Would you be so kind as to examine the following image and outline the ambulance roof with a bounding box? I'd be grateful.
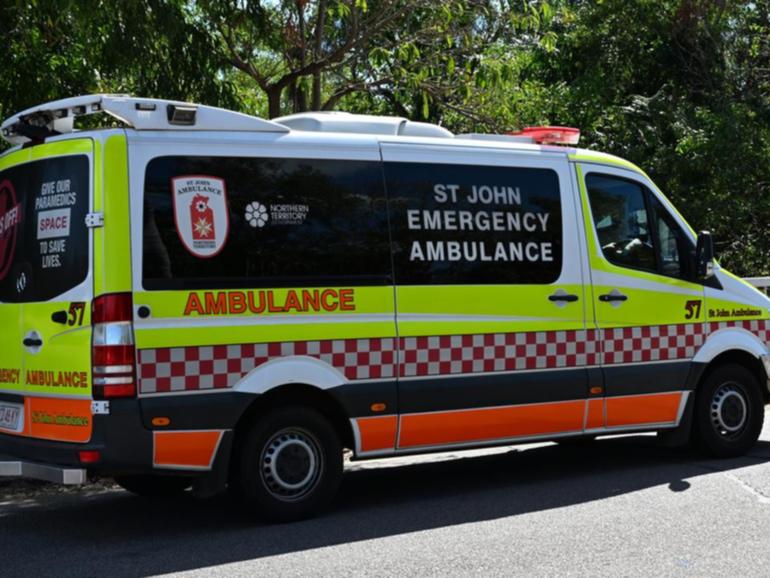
[0,94,644,175]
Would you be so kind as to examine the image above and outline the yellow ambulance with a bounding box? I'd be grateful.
[1,95,768,521]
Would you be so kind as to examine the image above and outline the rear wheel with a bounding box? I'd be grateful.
[236,406,343,522]
[694,363,765,457]
[114,474,192,497]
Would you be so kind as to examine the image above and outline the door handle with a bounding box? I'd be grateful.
[548,293,579,303]
[51,310,68,324]
[598,293,628,302]
[23,338,43,347]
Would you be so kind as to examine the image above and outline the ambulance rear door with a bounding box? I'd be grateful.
[0,139,94,443]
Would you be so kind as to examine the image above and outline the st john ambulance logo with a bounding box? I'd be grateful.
[172,176,229,258]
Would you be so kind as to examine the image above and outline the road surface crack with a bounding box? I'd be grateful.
[723,472,770,504]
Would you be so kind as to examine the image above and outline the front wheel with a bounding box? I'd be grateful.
[694,364,765,458]
[236,406,343,522]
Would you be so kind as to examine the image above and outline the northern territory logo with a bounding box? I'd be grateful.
[172,176,229,258]
[0,179,22,281]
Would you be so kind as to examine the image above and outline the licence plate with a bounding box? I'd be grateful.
[0,403,23,433]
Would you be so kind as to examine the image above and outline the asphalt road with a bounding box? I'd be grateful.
[3,412,770,577]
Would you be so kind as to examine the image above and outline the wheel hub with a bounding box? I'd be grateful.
[711,384,748,436]
[260,428,322,501]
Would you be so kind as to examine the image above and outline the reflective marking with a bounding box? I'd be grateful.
[605,392,682,428]
[355,415,398,453]
[398,400,585,448]
[153,430,224,470]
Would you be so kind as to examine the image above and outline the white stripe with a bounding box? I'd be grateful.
[136,313,394,330]
[135,312,572,330]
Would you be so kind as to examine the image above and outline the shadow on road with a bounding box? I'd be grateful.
[2,436,769,577]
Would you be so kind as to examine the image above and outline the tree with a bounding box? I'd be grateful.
[0,0,239,134]
[192,0,560,120]
[515,0,770,274]
[1,0,768,275]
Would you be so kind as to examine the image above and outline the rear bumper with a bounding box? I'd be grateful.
[0,455,86,484]
[0,393,249,484]
[0,398,153,475]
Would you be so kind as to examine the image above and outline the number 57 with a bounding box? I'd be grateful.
[68,302,86,326]
[684,300,702,320]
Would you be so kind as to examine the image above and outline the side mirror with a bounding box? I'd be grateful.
[695,230,715,279]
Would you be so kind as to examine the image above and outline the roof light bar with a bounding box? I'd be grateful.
[508,126,581,146]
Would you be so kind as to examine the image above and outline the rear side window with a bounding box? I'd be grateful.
[385,162,562,285]
[0,156,90,302]
[142,156,391,289]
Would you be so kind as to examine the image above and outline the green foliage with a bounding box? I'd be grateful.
[521,0,770,275]
[1,0,768,274]
[0,0,239,131]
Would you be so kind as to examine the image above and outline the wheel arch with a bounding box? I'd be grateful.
[694,327,769,366]
[228,355,354,451]
[232,383,355,454]
[698,350,769,402]
[693,327,769,397]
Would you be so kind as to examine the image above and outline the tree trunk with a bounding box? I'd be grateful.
[312,74,322,110]
[267,87,282,118]
[296,80,308,112]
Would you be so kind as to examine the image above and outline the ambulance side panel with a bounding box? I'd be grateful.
[380,143,593,453]
[573,157,770,433]
[127,131,399,469]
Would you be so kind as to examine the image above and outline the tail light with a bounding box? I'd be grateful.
[92,293,136,399]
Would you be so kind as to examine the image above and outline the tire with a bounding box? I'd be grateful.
[693,363,765,458]
[114,474,192,497]
[236,406,343,522]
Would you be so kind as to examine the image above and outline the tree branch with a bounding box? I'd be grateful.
[216,21,270,91]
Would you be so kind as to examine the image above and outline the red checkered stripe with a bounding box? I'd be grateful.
[398,330,600,377]
[709,319,770,345]
[599,320,770,364]
[137,320,770,394]
[138,339,397,394]
[599,323,708,364]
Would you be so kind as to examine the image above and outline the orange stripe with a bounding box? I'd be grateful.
[27,398,92,443]
[153,430,222,468]
[586,398,604,429]
[606,392,682,427]
[399,400,585,448]
[356,415,397,452]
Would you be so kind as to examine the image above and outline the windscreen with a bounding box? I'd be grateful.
[0,155,90,302]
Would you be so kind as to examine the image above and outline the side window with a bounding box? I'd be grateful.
[650,194,693,279]
[0,155,90,303]
[586,173,694,280]
[385,162,563,285]
[142,156,391,290]
[586,174,656,273]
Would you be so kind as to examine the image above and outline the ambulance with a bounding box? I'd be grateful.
[1,94,769,521]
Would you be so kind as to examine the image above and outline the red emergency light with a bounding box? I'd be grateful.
[508,126,580,146]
